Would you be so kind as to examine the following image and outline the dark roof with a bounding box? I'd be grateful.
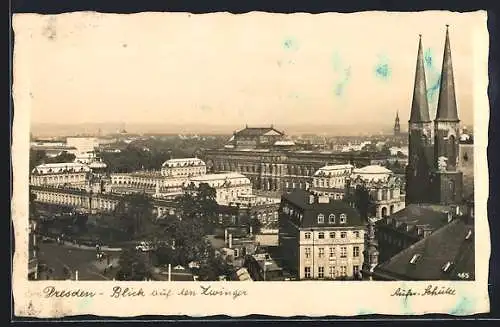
[234,127,284,137]
[282,189,364,228]
[376,203,452,231]
[374,216,474,280]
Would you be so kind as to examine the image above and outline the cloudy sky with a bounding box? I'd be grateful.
[14,11,485,132]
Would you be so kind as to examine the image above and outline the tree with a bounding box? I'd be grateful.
[115,248,152,281]
[114,192,154,238]
[45,151,76,164]
[176,183,218,233]
[29,150,47,171]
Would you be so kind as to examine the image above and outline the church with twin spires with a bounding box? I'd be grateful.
[405,25,464,206]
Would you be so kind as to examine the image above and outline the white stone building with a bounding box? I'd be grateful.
[186,172,252,205]
[30,163,91,188]
[161,158,206,178]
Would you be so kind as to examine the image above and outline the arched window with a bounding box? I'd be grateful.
[381,206,388,217]
[448,135,457,167]
[328,214,335,224]
[317,214,325,224]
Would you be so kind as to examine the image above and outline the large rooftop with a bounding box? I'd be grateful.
[189,172,248,181]
[374,216,474,280]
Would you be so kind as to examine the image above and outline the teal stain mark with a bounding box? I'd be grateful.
[423,47,442,111]
[374,54,392,80]
[358,308,374,316]
[283,37,299,51]
[78,297,92,311]
[332,52,343,73]
[450,296,475,316]
[424,48,433,69]
[333,66,351,97]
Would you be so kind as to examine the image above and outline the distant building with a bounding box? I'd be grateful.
[187,172,252,206]
[393,111,401,136]
[228,125,285,149]
[66,137,100,154]
[160,158,206,178]
[278,189,365,280]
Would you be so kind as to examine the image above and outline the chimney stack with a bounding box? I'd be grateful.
[309,194,315,204]
[229,234,233,248]
[447,211,453,223]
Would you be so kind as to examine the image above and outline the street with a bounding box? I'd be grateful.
[36,242,121,281]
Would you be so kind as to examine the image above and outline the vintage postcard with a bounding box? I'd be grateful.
[12,10,490,317]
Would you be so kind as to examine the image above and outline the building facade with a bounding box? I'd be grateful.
[203,147,386,193]
[279,189,365,280]
[349,165,406,220]
[309,164,353,200]
[30,163,91,188]
[30,185,177,218]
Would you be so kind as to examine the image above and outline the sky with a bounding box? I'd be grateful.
[13,11,485,133]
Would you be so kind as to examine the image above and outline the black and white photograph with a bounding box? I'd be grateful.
[12,10,490,317]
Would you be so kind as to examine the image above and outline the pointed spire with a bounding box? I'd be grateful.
[409,34,431,123]
[395,110,400,121]
[435,25,459,122]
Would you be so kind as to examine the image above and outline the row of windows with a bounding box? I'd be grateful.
[317,213,347,224]
[304,265,359,278]
[304,246,360,259]
[304,230,360,240]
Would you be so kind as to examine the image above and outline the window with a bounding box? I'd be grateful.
[234,248,239,258]
[410,254,422,264]
[340,214,347,224]
[318,232,325,239]
[304,267,311,278]
[340,266,347,277]
[329,232,335,239]
[328,214,335,223]
[341,231,347,239]
[318,267,325,278]
[305,247,311,259]
[318,248,325,258]
[305,232,311,239]
[329,266,336,278]
[317,214,325,224]
[353,265,360,276]
[340,246,347,258]
[329,247,335,258]
[354,231,360,238]
[353,246,360,257]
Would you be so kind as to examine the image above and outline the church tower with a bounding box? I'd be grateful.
[430,25,463,205]
[393,111,401,136]
[405,35,434,204]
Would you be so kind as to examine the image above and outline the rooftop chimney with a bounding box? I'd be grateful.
[229,234,233,248]
[447,211,453,223]
[309,194,315,204]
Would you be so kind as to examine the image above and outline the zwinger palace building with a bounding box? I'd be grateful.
[202,126,390,194]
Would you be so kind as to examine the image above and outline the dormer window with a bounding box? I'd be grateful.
[442,261,454,273]
[340,214,347,224]
[410,254,422,264]
[328,214,335,224]
[317,214,325,224]
[305,232,311,239]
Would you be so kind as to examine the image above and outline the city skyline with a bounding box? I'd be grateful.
[14,11,477,131]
